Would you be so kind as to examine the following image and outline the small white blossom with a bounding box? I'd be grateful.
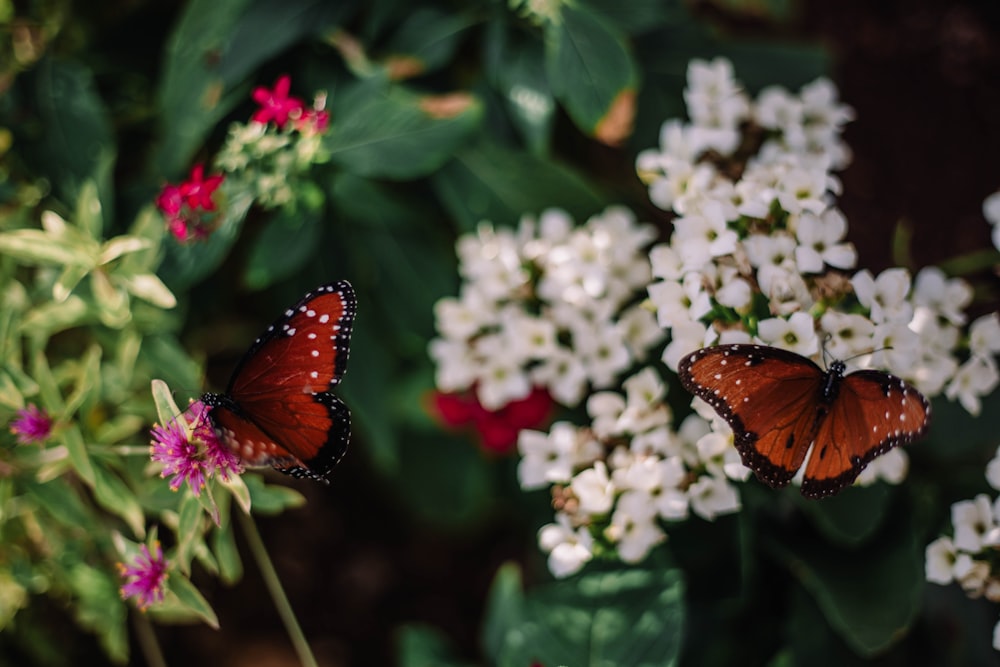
[952,494,997,553]
[572,462,615,516]
[925,536,957,585]
[852,268,913,324]
[688,474,741,520]
[539,513,593,578]
[945,356,1000,416]
[757,312,819,357]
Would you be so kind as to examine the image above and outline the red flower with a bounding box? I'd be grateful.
[251,74,305,129]
[179,164,224,212]
[155,164,225,244]
[431,386,553,455]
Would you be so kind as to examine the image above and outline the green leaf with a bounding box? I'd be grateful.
[119,273,177,309]
[99,236,152,265]
[143,337,204,404]
[394,429,492,525]
[382,8,476,76]
[92,465,145,539]
[67,563,129,663]
[397,624,475,667]
[62,344,101,421]
[31,59,115,223]
[485,563,686,667]
[546,5,638,140]
[0,229,94,266]
[176,493,205,573]
[431,140,606,231]
[20,295,91,336]
[155,0,255,175]
[771,509,923,656]
[91,271,131,329]
[243,206,323,290]
[167,573,220,629]
[325,79,483,179]
[212,516,244,585]
[62,425,97,487]
[580,0,687,34]
[23,478,92,530]
[221,474,253,515]
[52,263,90,303]
[485,32,555,155]
[796,483,892,546]
[244,474,306,515]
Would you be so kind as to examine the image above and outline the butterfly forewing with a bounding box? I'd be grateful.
[801,370,930,498]
[679,344,827,488]
[205,281,356,482]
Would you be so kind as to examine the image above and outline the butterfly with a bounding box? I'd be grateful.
[201,281,356,483]
[678,344,931,498]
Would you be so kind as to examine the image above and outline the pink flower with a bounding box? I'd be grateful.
[431,386,553,455]
[155,165,224,244]
[118,541,168,610]
[9,404,52,444]
[179,164,224,212]
[251,75,305,129]
[149,401,243,494]
[295,107,330,135]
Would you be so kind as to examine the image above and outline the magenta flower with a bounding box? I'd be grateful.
[251,74,305,128]
[150,417,207,494]
[178,164,224,212]
[149,401,242,494]
[9,404,53,444]
[118,541,168,610]
[155,165,224,244]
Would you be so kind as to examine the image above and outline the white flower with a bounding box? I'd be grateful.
[994,618,1000,652]
[539,513,593,578]
[505,314,558,360]
[954,554,991,596]
[571,462,615,516]
[587,391,627,439]
[912,266,972,326]
[662,320,711,371]
[606,491,666,563]
[434,293,491,340]
[952,494,996,553]
[855,447,908,486]
[649,244,685,281]
[793,208,857,272]
[429,338,478,391]
[648,273,712,329]
[851,268,913,324]
[970,313,1000,359]
[576,322,630,389]
[757,312,819,357]
[987,447,1000,492]
[688,474,741,520]
[475,347,531,409]
[924,536,957,585]
[945,356,1000,416]
[531,347,589,406]
[517,422,581,489]
[819,310,875,360]
[984,191,1000,225]
[618,305,664,361]
[869,320,920,377]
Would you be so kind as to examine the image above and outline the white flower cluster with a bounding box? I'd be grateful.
[926,445,1000,651]
[214,100,328,210]
[521,367,749,578]
[429,206,663,410]
[638,58,998,467]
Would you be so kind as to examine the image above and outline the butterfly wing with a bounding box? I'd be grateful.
[800,369,930,498]
[209,281,356,481]
[678,344,827,489]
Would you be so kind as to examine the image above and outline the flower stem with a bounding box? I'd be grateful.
[237,509,318,667]
[132,610,167,667]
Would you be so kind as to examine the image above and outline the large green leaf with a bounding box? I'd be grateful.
[381,8,476,76]
[485,562,686,667]
[397,624,476,667]
[324,80,483,179]
[431,140,606,232]
[546,4,638,140]
[770,508,923,656]
[243,205,324,290]
[30,59,115,224]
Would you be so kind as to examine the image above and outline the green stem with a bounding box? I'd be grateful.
[237,510,318,667]
[132,610,167,667]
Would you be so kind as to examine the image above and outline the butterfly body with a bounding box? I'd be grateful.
[678,344,930,498]
[202,281,356,483]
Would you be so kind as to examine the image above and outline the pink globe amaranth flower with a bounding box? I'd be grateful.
[251,74,305,129]
[9,404,53,444]
[431,386,553,455]
[178,164,224,212]
[150,417,207,495]
[188,402,244,481]
[149,401,243,494]
[118,541,168,610]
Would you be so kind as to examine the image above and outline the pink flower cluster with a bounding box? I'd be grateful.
[149,401,243,495]
[155,164,224,244]
[251,74,329,134]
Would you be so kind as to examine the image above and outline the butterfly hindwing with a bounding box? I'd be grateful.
[205,281,356,482]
